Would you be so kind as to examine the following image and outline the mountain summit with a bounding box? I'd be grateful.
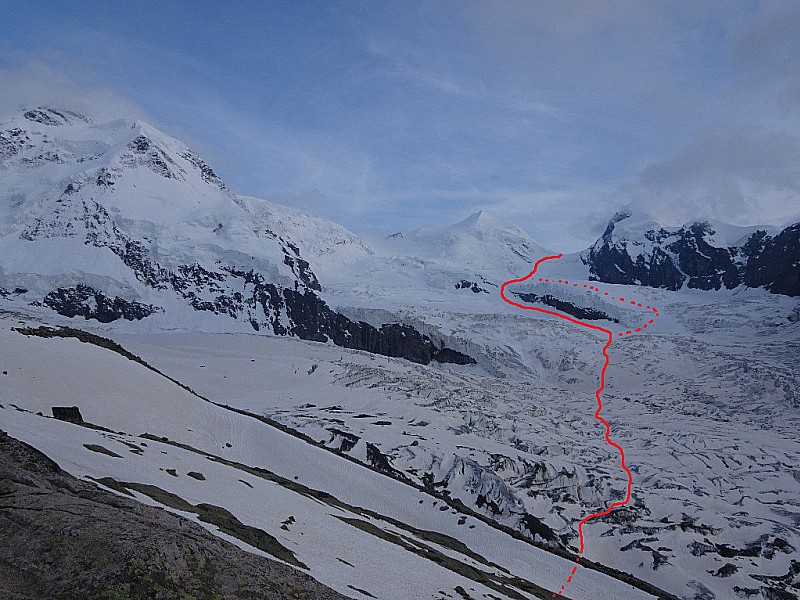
[0,107,473,364]
[581,206,798,295]
[453,209,517,231]
[392,209,551,278]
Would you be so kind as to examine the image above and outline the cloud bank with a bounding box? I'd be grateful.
[629,126,800,228]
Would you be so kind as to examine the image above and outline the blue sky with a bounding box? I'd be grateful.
[1,1,799,250]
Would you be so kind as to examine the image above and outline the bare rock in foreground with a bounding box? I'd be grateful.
[0,430,349,600]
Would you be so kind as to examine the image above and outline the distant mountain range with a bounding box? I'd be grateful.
[2,106,799,600]
[1,106,797,352]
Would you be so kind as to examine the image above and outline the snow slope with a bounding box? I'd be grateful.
[0,316,657,600]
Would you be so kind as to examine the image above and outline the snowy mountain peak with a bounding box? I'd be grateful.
[368,209,553,280]
[0,106,319,307]
[22,106,91,127]
[447,209,543,243]
[604,204,775,247]
[602,205,662,240]
[455,209,513,231]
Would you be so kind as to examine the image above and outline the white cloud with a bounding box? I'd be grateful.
[0,61,150,122]
[627,125,800,228]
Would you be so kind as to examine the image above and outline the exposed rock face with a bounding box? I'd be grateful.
[513,292,618,322]
[121,134,182,180]
[51,406,84,424]
[328,428,360,452]
[153,259,473,364]
[278,287,476,365]
[582,211,800,296]
[0,287,26,299]
[431,347,477,365]
[744,223,800,296]
[42,285,160,322]
[178,149,228,190]
[365,442,411,482]
[0,430,347,600]
[455,280,490,294]
[23,107,89,126]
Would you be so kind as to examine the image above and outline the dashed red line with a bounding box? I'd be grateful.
[499,253,660,597]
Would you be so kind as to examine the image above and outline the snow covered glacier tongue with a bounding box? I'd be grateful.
[0,106,473,365]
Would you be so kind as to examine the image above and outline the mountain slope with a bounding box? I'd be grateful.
[0,316,667,600]
[0,106,472,365]
[0,430,348,600]
[579,207,799,295]
[2,104,799,600]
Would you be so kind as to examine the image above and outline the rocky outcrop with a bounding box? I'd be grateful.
[328,428,360,452]
[744,223,800,296]
[51,406,85,424]
[0,287,26,299]
[455,280,490,294]
[179,149,228,190]
[279,287,475,365]
[0,127,33,162]
[582,212,800,296]
[282,250,321,291]
[34,265,476,365]
[0,430,347,600]
[120,134,182,180]
[668,223,742,290]
[513,292,618,322]
[365,442,411,482]
[23,107,89,126]
[42,284,160,322]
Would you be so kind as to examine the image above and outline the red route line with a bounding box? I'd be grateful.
[500,253,659,598]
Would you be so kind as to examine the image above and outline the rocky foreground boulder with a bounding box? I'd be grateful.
[0,430,348,600]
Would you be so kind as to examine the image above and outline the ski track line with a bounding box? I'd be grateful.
[499,253,660,599]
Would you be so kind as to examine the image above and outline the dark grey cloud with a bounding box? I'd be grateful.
[628,125,800,227]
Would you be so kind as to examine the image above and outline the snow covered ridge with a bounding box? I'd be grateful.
[0,318,671,600]
[0,430,348,600]
[0,106,472,365]
[580,207,799,296]
[1,104,797,354]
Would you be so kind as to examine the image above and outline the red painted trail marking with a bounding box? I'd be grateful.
[499,253,660,597]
